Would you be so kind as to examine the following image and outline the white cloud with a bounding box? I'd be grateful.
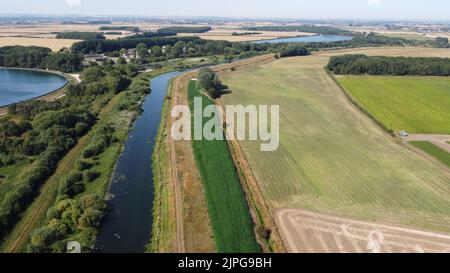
[367,0,382,6]
[66,0,81,6]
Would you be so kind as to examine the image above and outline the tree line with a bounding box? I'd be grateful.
[327,54,450,76]
[54,32,106,40]
[156,26,212,34]
[0,46,82,73]
[99,26,140,32]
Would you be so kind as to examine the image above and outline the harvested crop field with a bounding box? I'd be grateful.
[276,209,450,253]
[336,76,450,134]
[0,37,80,51]
[220,47,450,237]
[409,141,450,168]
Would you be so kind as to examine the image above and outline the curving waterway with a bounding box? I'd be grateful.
[0,68,67,107]
[95,71,182,253]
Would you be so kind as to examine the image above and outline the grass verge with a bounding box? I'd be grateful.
[188,80,261,253]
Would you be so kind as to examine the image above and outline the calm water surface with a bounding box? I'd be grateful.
[0,68,67,107]
[95,71,181,253]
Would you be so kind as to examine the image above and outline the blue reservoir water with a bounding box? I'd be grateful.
[0,68,67,107]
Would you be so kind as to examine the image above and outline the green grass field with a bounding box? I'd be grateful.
[188,81,261,253]
[337,76,450,134]
[221,50,450,233]
[410,141,450,168]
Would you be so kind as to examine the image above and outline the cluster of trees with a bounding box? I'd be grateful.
[116,75,152,112]
[71,36,198,54]
[0,108,96,240]
[0,46,51,68]
[99,26,140,32]
[0,62,135,241]
[38,53,83,73]
[76,35,284,62]
[54,32,106,40]
[197,68,222,98]
[434,37,449,48]
[245,25,354,36]
[87,21,111,25]
[0,46,82,73]
[327,54,450,76]
[279,44,310,57]
[231,32,261,36]
[156,26,212,34]
[28,195,107,252]
[306,33,418,51]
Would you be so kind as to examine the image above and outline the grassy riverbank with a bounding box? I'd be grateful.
[188,80,261,253]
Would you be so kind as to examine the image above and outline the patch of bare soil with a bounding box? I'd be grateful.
[276,209,450,253]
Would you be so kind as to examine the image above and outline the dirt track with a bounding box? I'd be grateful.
[276,209,450,253]
[407,134,450,153]
[168,74,190,253]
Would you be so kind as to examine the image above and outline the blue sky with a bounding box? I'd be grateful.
[0,0,449,20]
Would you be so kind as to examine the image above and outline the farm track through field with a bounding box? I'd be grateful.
[1,95,121,253]
[168,75,188,253]
[407,135,450,153]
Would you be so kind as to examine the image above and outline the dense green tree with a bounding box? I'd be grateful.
[279,44,310,57]
[82,66,105,82]
[197,68,221,98]
[151,45,163,57]
[136,43,149,59]
[435,37,449,48]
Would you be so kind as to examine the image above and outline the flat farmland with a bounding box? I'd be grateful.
[177,28,314,42]
[276,209,450,253]
[220,47,450,237]
[0,37,80,51]
[336,76,450,134]
[410,141,450,168]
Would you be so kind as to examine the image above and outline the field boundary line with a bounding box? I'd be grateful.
[326,70,397,137]
[213,54,287,252]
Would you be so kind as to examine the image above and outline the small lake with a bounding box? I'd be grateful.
[95,71,181,253]
[0,68,67,107]
[253,35,353,44]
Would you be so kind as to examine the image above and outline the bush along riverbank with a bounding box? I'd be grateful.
[0,61,152,252]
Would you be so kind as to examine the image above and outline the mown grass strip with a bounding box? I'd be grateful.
[188,80,261,253]
[410,141,450,168]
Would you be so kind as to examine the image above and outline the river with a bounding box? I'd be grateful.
[95,71,181,253]
[0,68,67,107]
